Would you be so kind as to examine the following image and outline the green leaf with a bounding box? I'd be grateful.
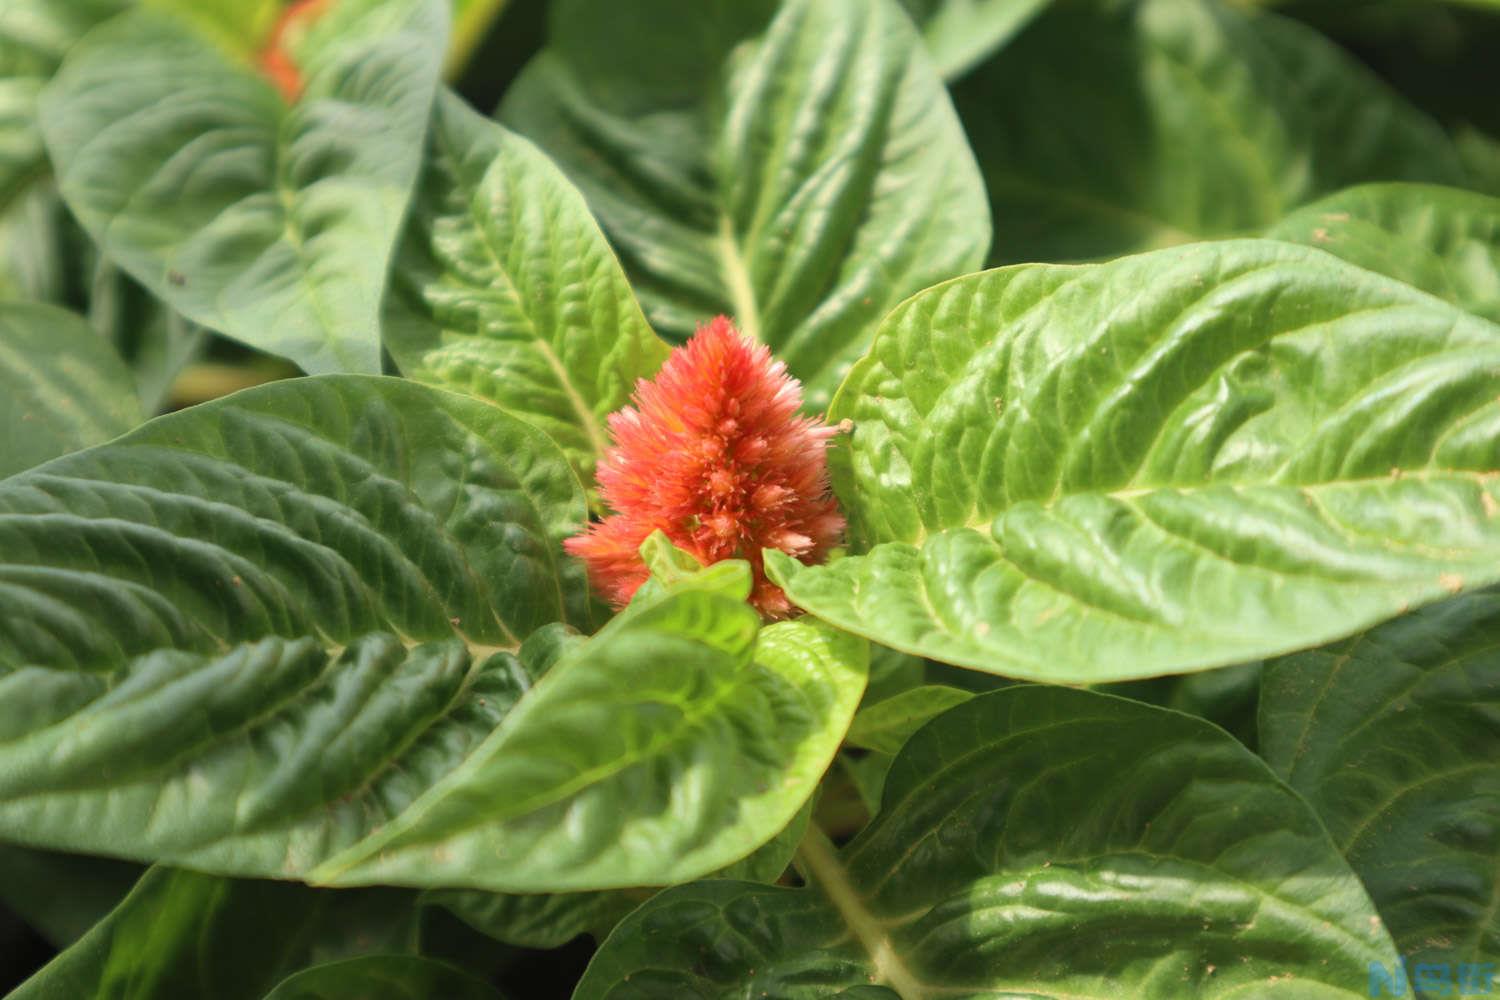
[577,686,1398,998]
[1260,590,1500,975]
[845,684,971,755]
[0,301,145,478]
[426,886,642,951]
[385,91,668,484]
[0,0,127,212]
[39,0,449,375]
[261,956,502,1000]
[10,867,421,1000]
[1266,182,1500,322]
[308,593,867,891]
[500,0,988,410]
[769,240,1500,682]
[426,791,812,950]
[954,0,1463,265]
[897,0,1050,78]
[0,845,142,947]
[0,375,601,880]
[0,396,859,892]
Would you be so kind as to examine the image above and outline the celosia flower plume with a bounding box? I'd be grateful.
[566,316,845,617]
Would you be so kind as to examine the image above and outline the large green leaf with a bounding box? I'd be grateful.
[308,585,867,891]
[0,375,600,880]
[38,0,448,374]
[426,793,812,950]
[1261,590,1500,979]
[0,301,145,478]
[385,92,668,484]
[897,0,1050,78]
[0,396,862,890]
[577,686,1398,998]
[10,867,421,1000]
[1267,183,1500,322]
[954,0,1463,265]
[769,240,1500,682]
[501,0,988,410]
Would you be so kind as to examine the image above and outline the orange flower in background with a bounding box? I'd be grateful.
[566,316,845,618]
[259,0,333,103]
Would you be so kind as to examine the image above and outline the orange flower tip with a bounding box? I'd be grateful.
[568,315,845,618]
[258,0,334,103]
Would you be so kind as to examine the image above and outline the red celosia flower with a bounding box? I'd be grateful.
[259,0,332,103]
[566,316,845,618]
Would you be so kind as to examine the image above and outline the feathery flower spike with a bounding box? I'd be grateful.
[566,316,845,618]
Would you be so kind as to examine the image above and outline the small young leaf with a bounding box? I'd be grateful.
[385,91,668,485]
[1267,182,1500,321]
[577,686,1398,998]
[39,0,449,374]
[956,0,1463,264]
[0,301,144,477]
[1261,590,1500,976]
[771,240,1500,682]
[501,0,988,410]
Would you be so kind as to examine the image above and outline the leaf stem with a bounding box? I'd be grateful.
[795,826,927,1000]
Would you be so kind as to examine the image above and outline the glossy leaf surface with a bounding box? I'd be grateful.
[577,686,1397,998]
[0,376,594,880]
[1261,591,1500,976]
[771,240,1500,681]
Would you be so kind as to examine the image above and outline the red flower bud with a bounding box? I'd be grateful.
[565,316,845,618]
